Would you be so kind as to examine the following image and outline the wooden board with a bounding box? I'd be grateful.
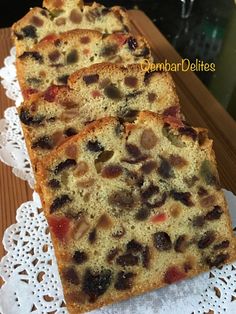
[0,10,236,267]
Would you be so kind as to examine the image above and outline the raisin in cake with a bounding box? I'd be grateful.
[18,64,179,170]
[16,30,151,96]
[37,111,236,314]
[12,0,131,56]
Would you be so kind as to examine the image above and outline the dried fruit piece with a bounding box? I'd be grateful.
[158,157,173,179]
[82,269,112,302]
[116,253,139,266]
[162,124,185,147]
[153,232,172,251]
[108,189,134,210]
[200,195,216,208]
[69,9,82,24]
[19,51,43,63]
[198,231,215,249]
[169,154,187,168]
[48,50,60,62]
[114,271,135,290]
[48,179,60,189]
[50,195,72,213]
[171,191,193,207]
[95,150,114,173]
[126,143,141,157]
[151,213,167,223]
[57,74,69,84]
[213,240,230,250]
[44,85,60,102]
[198,187,208,197]
[107,248,119,263]
[64,127,78,137]
[192,215,205,227]
[101,164,122,179]
[206,253,229,268]
[124,76,138,88]
[87,140,104,152]
[31,16,44,27]
[73,250,88,264]
[200,160,219,187]
[135,207,150,221]
[127,37,138,50]
[146,192,167,209]
[126,240,143,252]
[88,228,96,244]
[97,214,112,229]
[205,206,223,220]
[174,235,188,253]
[178,126,197,141]
[100,44,118,57]
[54,159,77,175]
[21,25,37,38]
[148,92,156,103]
[32,136,53,150]
[142,246,150,268]
[19,108,45,126]
[140,129,158,150]
[48,216,71,241]
[66,49,78,64]
[65,145,77,159]
[74,218,89,240]
[104,84,122,100]
[62,267,79,285]
[140,161,157,174]
[83,74,99,85]
[141,184,160,200]
[75,161,89,177]
[164,266,186,284]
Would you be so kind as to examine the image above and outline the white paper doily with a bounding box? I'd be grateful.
[0,190,236,314]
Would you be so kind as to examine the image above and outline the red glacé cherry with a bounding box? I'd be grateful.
[164,266,186,284]
[48,216,71,241]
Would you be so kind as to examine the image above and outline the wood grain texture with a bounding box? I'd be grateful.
[0,10,236,269]
[0,28,33,265]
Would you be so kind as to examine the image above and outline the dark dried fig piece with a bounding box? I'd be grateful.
[87,140,104,152]
[107,248,119,263]
[142,245,150,268]
[21,25,37,38]
[141,184,159,200]
[62,267,79,285]
[206,253,229,268]
[73,250,88,264]
[114,271,135,290]
[126,239,143,252]
[178,126,197,141]
[83,74,99,85]
[82,269,112,302]
[101,164,122,179]
[66,49,78,64]
[192,215,205,227]
[108,189,134,210]
[19,108,45,126]
[198,231,215,249]
[205,206,223,220]
[158,157,173,179]
[127,37,138,50]
[135,207,150,221]
[100,44,118,57]
[140,161,157,174]
[171,191,194,207]
[64,127,78,137]
[174,235,188,253]
[116,253,139,266]
[198,186,208,197]
[48,179,60,189]
[119,109,139,123]
[54,159,77,175]
[32,136,53,150]
[19,51,43,63]
[88,228,96,244]
[213,240,229,250]
[126,143,141,157]
[104,84,122,100]
[50,195,72,213]
[153,232,172,251]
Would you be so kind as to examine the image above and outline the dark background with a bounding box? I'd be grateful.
[1,0,236,120]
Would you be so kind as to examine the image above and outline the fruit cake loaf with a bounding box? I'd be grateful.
[12,0,131,56]
[16,30,151,96]
[18,64,179,170]
[37,111,236,314]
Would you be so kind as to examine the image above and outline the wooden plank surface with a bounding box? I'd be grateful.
[0,10,236,267]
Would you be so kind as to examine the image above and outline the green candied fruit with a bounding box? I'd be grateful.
[162,125,185,147]
[200,160,219,186]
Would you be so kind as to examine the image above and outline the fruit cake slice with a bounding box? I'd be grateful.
[37,111,236,314]
[18,64,179,170]
[16,30,151,96]
[12,0,131,56]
